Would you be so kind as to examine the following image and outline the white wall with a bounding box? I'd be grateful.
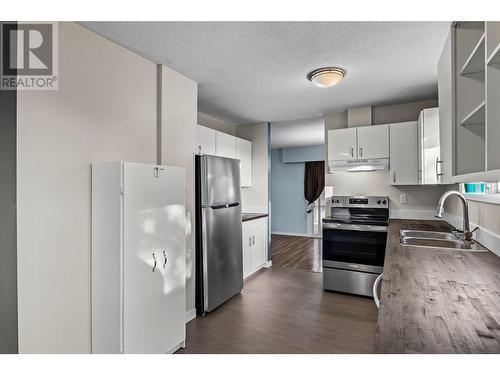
[327,172,446,217]
[16,22,158,353]
[236,122,269,213]
[159,65,198,314]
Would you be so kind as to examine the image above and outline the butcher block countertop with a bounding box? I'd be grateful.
[374,219,500,354]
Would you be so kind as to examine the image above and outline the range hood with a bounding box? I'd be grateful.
[328,159,389,173]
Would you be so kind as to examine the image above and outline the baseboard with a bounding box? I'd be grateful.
[271,231,319,238]
[263,260,272,268]
[390,209,440,221]
[443,213,500,257]
[185,308,196,323]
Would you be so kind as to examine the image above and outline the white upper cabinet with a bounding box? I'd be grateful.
[438,31,453,184]
[195,125,216,155]
[195,125,253,187]
[215,131,237,159]
[418,108,441,185]
[390,122,418,185]
[236,137,252,187]
[328,125,389,162]
[328,128,357,160]
[356,124,389,159]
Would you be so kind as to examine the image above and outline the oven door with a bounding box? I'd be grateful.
[322,222,387,270]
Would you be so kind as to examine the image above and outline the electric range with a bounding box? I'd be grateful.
[322,196,389,297]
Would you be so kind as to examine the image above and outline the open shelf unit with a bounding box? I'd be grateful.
[486,22,500,170]
[452,21,500,174]
[460,100,485,126]
[461,33,485,75]
[487,42,500,67]
[454,22,486,175]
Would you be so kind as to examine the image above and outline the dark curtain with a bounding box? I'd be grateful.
[304,161,325,207]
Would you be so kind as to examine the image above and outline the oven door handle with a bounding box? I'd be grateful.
[373,273,383,309]
[322,222,388,232]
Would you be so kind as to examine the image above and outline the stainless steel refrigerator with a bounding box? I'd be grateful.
[195,155,243,314]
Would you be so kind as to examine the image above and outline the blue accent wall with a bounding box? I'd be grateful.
[270,148,309,235]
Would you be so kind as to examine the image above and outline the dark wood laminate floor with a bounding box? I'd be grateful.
[177,266,377,354]
[271,234,322,273]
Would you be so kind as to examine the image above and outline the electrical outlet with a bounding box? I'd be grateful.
[400,194,407,204]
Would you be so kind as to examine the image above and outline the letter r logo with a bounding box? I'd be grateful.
[2,23,53,76]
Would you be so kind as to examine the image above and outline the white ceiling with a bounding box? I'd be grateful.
[81,21,449,125]
[271,118,324,149]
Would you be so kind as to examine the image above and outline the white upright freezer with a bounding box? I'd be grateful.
[91,161,186,354]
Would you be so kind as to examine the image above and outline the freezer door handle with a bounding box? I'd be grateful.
[152,253,157,272]
[210,202,240,210]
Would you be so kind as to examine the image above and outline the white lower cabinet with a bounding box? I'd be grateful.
[242,217,268,279]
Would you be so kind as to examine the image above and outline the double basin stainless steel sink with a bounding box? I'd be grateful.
[400,230,487,252]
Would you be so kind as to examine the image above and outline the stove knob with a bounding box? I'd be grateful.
[382,200,387,205]
[377,200,381,204]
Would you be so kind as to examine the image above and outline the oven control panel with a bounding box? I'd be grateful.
[349,198,368,205]
[330,196,389,208]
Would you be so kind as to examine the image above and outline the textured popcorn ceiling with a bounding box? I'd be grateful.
[81,21,449,126]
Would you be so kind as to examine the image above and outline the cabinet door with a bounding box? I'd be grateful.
[251,229,267,271]
[327,128,357,161]
[419,108,441,185]
[438,31,453,184]
[242,232,252,278]
[390,122,418,185]
[195,125,216,155]
[216,131,237,159]
[236,138,252,187]
[122,163,185,354]
[356,124,389,159]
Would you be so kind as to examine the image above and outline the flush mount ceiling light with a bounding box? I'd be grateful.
[307,67,345,88]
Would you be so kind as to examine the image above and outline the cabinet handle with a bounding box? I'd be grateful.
[359,147,363,158]
[249,237,252,247]
[435,157,443,181]
[350,147,354,158]
[393,171,396,183]
[163,250,167,268]
[198,145,202,154]
[252,236,255,245]
[152,253,157,272]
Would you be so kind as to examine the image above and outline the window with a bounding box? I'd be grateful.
[461,181,500,204]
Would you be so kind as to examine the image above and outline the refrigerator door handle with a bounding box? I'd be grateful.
[152,253,157,272]
[210,202,240,210]
[163,250,168,268]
